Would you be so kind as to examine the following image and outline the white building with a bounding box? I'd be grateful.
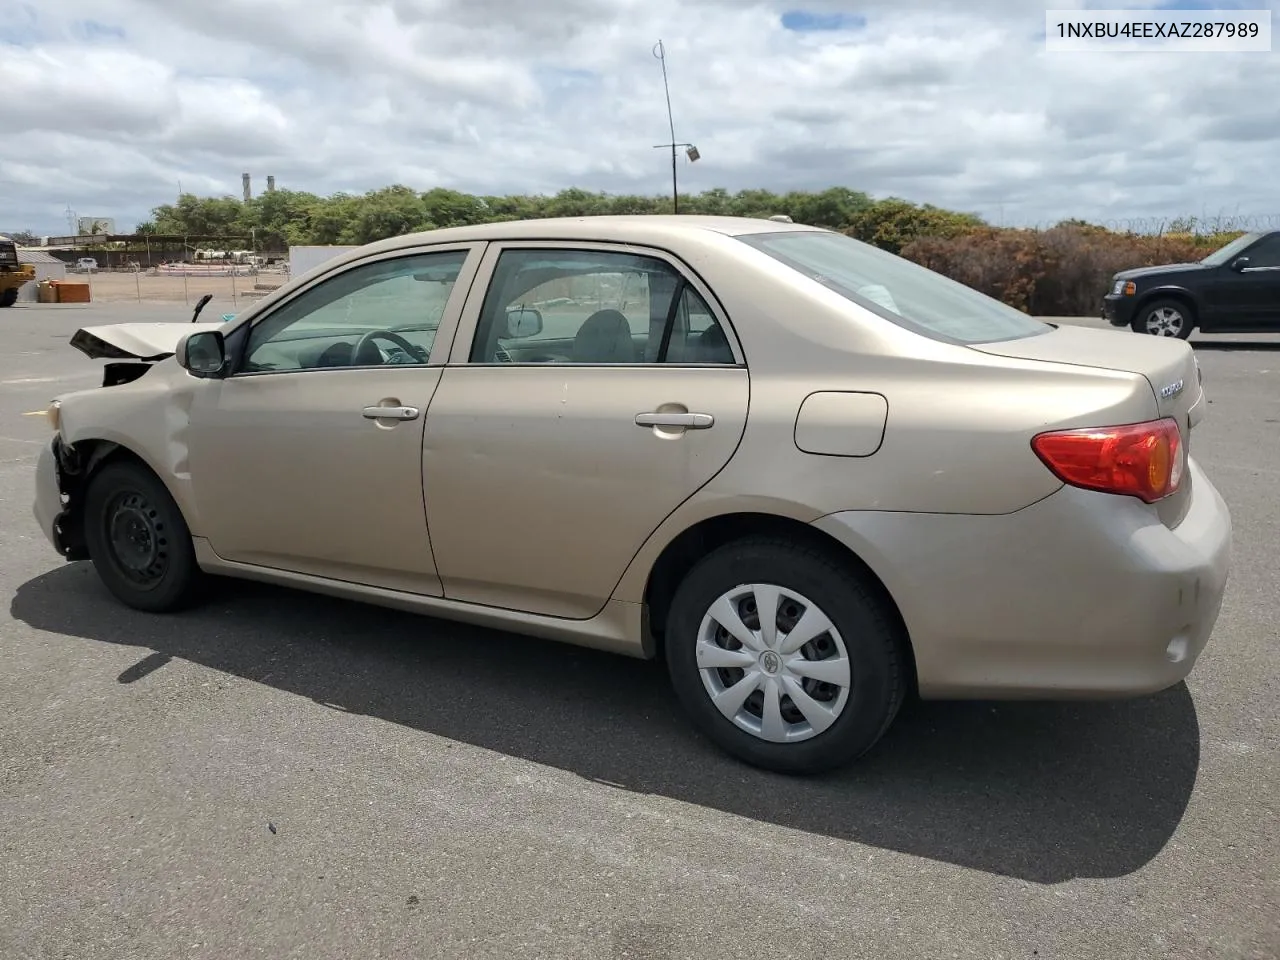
[289,245,359,279]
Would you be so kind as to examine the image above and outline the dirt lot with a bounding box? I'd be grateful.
[66,269,285,306]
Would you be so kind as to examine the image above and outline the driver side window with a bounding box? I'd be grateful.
[1243,235,1280,269]
[240,249,469,373]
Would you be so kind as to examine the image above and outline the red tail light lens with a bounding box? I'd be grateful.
[1031,418,1184,503]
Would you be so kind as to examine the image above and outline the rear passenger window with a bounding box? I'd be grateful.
[467,247,736,365]
[660,287,736,364]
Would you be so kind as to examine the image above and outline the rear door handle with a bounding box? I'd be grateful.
[363,405,420,421]
[634,412,714,429]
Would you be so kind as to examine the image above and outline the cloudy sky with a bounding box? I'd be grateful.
[1,0,1277,235]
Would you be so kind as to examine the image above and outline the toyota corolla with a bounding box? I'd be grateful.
[32,215,1232,774]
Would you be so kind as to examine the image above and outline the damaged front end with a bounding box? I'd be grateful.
[36,328,185,551]
[70,319,228,388]
[38,433,92,561]
[35,310,224,558]
[39,433,137,562]
[101,361,154,388]
[42,431,136,562]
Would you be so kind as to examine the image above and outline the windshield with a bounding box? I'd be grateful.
[1199,231,1260,267]
[737,229,1048,345]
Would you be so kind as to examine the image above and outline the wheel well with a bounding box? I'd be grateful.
[1135,290,1198,326]
[643,512,918,692]
[54,439,158,560]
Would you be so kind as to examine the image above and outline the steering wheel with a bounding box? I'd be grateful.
[351,330,427,365]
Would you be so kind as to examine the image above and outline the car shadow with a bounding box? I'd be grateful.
[10,563,1202,885]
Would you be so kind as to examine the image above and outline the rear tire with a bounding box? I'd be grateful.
[1132,298,1193,339]
[0,287,18,307]
[664,537,906,775]
[83,460,203,612]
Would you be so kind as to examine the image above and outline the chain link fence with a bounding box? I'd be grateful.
[1019,213,1280,236]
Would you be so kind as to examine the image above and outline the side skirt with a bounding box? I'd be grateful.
[191,538,655,660]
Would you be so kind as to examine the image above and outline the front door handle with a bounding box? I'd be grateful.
[363,404,420,421]
[635,411,714,429]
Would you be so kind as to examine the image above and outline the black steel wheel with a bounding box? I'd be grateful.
[83,460,202,612]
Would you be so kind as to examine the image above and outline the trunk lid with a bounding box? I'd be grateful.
[971,323,1202,525]
[69,322,225,361]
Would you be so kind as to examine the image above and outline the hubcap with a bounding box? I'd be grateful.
[1144,306,1184,336]
[695,583,852,744]
[105,491,169,587]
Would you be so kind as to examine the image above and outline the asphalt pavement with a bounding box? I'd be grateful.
[1,302,1276,959]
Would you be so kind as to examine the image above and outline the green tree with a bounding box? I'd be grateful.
[785,187,872,229]
[420,188,490,227]
[238,188,324,249]
[340,185,433,245]
[139,182,1003,251]
[846,198,983,254]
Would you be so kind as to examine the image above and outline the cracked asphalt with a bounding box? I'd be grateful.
[1,302,1276,959]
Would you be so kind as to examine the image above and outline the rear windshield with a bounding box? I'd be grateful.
[736,229,1048,345]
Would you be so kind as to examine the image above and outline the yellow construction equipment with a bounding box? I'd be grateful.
[0,234,36,307]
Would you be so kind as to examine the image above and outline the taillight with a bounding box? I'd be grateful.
[1031,418,1184,504]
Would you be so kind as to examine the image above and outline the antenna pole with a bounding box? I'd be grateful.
[653,40,680,214]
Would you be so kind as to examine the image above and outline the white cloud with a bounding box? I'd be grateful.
[1,0,1277,233]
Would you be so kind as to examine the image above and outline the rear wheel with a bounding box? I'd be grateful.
[1133,298,1193,338]
[0,287,18,307]
[83,460,203,612]
[663,537,906,774]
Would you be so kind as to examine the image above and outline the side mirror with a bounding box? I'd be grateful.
[505,307,544,339]
[176,330,227,377]
[1230,256,1250,271]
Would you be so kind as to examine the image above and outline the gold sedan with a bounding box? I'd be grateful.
[33,216,1232,774]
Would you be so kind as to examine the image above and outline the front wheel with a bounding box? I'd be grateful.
[1133,298,1193,339]
[82,460,203,612]
[664,537,907,775]
[0,287,18,307]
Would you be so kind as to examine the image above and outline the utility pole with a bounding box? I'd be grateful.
[652,40,699,214]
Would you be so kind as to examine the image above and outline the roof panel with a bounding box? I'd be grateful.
[18,250,63,264]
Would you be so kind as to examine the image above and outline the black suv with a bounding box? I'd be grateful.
[1103,229,1280,337]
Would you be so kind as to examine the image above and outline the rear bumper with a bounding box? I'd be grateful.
[1103,293,1138,326]
[812,459,1231,699]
